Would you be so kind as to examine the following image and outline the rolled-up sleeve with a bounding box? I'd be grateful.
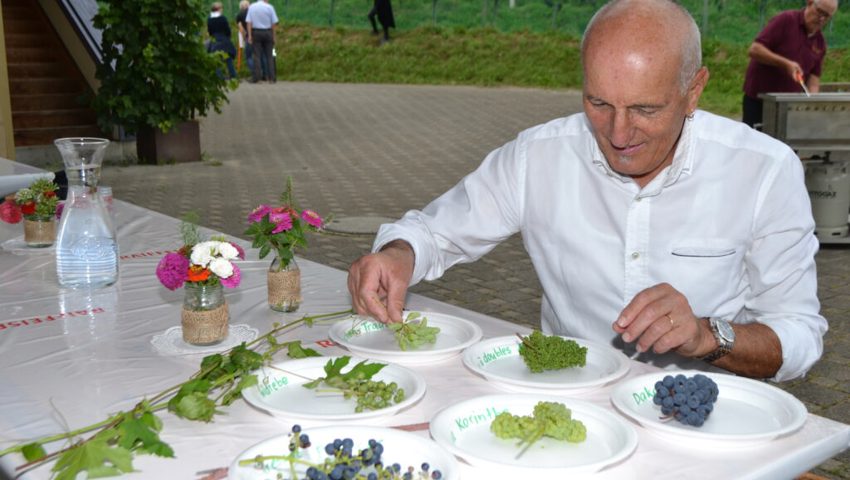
[747,151,827,381]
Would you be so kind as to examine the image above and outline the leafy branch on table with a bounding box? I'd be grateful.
[0,309,352,480]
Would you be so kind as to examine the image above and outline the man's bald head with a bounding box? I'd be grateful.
[581,0,702,94]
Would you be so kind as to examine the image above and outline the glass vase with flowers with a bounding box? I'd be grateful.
[245,178,324,312]
[156,215,244,345]
[0,178,60,247]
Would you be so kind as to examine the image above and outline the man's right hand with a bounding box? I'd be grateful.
[347,240,415,324]
[786,60,803,83]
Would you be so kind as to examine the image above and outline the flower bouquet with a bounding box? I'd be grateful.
[245,178,324,312]
[0,178,60,247]
[156,216,245,345]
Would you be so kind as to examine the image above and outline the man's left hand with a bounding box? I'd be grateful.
[613,283,715,357]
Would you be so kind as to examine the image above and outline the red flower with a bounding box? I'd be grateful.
[44,191,56,198]
[187,265,211,282]
[20,202,36,215]
[0,201,22,224]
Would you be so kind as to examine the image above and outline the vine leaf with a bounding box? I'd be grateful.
[117,412,174,458]
[52,435,133,480]
[21,442,46,462]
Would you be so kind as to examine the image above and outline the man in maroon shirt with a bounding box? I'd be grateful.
[742,0,838,128]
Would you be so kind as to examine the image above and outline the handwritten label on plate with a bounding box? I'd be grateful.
[452,406,506,432]
[476,344,514,367]
[631,385,656,406]
[258,375,290,397]
[344,321,387,339]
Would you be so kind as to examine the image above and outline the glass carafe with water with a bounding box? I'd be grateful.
[54,138,118,288]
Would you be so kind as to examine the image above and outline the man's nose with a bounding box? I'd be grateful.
[610,109,634,147]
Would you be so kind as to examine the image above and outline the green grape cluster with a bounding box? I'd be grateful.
[387,312,440,351]
[491,401,587,456]
[518,330,588,373]
[334,378,407,413]
[303,357,406,413]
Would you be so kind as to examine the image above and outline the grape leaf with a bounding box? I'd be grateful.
[170,392,218,421]
[223,373,259,406]
[302,357,386,389]
[285,340,321,358]
[21,442,46,462]
[117,412,174,458]
[52,435,133,480]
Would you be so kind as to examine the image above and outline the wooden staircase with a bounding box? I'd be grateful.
[2,0,103,146]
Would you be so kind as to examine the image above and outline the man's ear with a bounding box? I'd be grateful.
[687,67,710,114]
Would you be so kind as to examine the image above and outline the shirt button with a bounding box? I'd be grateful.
[631,252,640,260]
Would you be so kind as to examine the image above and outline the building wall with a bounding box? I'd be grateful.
[0,5,15,160]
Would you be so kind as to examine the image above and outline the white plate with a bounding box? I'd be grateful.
[610,370,808,448]
[463,335,630,394]
[328,311,483,365]
[229,425,459,480]
[430,393,638,474]
[242,356,426,422]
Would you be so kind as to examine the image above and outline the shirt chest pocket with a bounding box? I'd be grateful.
[667,239,745,315]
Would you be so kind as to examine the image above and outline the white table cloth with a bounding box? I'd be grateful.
[0,159,847,480]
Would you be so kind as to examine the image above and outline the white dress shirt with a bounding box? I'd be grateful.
[374,110,826,381]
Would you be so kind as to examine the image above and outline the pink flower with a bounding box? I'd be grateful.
[0,201,22,224]
[248,204,273,224]
[220,264,241,288]
[230,242,246,259]
[55,202,64,220]
[301,209,323,229]
[269,208,293,234]
[156,253,190,290]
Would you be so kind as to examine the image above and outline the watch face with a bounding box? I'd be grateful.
[716,320,735,342]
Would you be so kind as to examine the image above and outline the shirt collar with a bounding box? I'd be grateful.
[586,111,696,193]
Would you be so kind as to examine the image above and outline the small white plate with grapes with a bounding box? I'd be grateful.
[462,333,630,394]
[328,311,483,365]
[610,370,807,448]
[241,356,426,422]
[229,425,459,480]
[429,393,638,474]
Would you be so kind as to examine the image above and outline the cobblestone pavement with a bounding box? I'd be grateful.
[93,82,848,478]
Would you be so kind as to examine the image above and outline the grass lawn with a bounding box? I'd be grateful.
[260,25,849,118]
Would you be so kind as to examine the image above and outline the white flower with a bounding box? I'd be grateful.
[208,257,234,279]
[218,242,239,260]
[190,241,216,267]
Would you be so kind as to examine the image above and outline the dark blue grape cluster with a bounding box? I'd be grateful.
[284,425,442,480]
[653,374,719,427]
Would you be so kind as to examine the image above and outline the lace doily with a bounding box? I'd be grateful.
[1,236,55,255]
[151,324,259,356]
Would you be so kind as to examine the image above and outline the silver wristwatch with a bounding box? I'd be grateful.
[700,318,735,363]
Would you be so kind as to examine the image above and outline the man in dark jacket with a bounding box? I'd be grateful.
[368,0,395,44]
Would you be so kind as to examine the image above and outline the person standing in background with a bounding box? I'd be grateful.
[207,2,238,79]
[247,0,279,83]
[235,1,253,73]
[741,0,838,128]
[368,0,396,45]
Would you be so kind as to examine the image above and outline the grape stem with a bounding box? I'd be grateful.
[514,426,545,460]
[515,332,538,351]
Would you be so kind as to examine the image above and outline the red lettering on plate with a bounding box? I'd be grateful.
[315,340,337,348]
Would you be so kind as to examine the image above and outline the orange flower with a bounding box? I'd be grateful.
[187,265,211,282]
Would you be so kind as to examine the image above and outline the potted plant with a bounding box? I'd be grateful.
[92,0,233,164]
[0,179,60,247]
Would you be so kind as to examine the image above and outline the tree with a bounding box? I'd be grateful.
[92,0,232,135]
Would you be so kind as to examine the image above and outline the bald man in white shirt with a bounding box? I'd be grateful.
[347,0,826,382]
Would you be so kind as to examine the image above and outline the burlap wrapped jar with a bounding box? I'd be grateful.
[181,283,228,345]
[23,217,56,247]
[268,256,301,312]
